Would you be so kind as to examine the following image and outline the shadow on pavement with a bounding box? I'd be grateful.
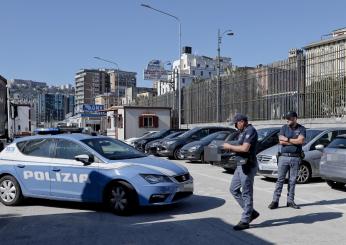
[253,212,343,228]
[17,194,226,217]
[299,198,346,208]
[260,177,324,184]
[0,213,274,245]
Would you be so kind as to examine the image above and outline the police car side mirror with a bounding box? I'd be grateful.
[75,154,94,165]
[315,144,324,151]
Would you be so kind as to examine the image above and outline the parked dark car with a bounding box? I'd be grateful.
[133,129,188,152]
[207,127,281,172]
[157,126,233,160]
[145,131,185,156]
[180,130,235,163]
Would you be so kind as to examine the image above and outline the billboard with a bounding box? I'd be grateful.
[82,104,104,112]
[80,104,106,117]
[143,60,170,80]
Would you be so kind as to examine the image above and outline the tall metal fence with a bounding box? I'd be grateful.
[137,48,346,124]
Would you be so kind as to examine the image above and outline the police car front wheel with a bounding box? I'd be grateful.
[105,181,138,216]
[0,175,23,206]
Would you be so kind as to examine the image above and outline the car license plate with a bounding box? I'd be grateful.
[178,180,193,192]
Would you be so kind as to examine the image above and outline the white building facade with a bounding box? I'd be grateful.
[157,46,232,95]
[106,106,171,141]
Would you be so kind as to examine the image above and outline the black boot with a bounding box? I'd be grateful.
[268,201,279,209]
[287,201,300,209]
[233,221,250,231]
[250,210,260,223]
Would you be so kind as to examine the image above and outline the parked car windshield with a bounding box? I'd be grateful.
[257,128,279,142]
[141,131,159,139]
[177,128,200,138]
[150,129,169,138]
[327,138,346,149]
[200,132,229,142]
[82,138,146,160]
[164,132,183,139]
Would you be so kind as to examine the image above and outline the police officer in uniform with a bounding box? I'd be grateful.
[223,114,259,231]
[268,111,306,210]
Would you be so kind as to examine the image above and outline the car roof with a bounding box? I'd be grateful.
[307,127,346,131]
[14,133,103,143]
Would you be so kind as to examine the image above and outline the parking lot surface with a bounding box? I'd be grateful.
[1,159,345,245]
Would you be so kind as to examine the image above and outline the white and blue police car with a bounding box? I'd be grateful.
[0,133,193,215]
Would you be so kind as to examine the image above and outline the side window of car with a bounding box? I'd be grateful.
[21,139,55,158]
[313,132,334,148]
[199,129,210,138]
[192,129,208,140]
[215,133,228,140]
[268,133,279,145]
[338,130,346,136]
[209,128,220,134]
[55,139,91,160]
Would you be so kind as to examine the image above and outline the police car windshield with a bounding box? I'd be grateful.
[81,138,146,160]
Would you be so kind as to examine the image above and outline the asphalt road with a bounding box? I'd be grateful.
[1,159,346,245]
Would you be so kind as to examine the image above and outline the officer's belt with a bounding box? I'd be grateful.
[280,153,301,157]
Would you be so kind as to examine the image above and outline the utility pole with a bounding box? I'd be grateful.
[216,29,234,122]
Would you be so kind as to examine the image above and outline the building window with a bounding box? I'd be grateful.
[138,115,159,128]
[201,71,203,76]
[192,70,195,75]
[182,78,185,84]
[197,64,200,68]
[209,72,212,77]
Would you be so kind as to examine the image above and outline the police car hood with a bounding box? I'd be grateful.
[107,156,188,176]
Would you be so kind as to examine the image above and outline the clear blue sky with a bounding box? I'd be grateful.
[1,0,346,87]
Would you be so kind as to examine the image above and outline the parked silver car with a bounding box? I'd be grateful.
[320,135,346,189]
[257,128,346,184]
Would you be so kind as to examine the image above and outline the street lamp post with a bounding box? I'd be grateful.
[141,3,182,129]
[217,29,234,123]
[93,56,120,106]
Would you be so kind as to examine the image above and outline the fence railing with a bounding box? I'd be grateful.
[137,48,346,124]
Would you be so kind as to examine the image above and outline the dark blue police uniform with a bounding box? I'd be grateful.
[230,123,258,223]
[272,124,306,203]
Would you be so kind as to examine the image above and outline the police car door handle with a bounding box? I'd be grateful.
[16,164,25,168]
[52,168,61,172]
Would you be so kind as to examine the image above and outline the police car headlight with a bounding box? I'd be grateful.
[140,174,172,184]
[188,145,201,152]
